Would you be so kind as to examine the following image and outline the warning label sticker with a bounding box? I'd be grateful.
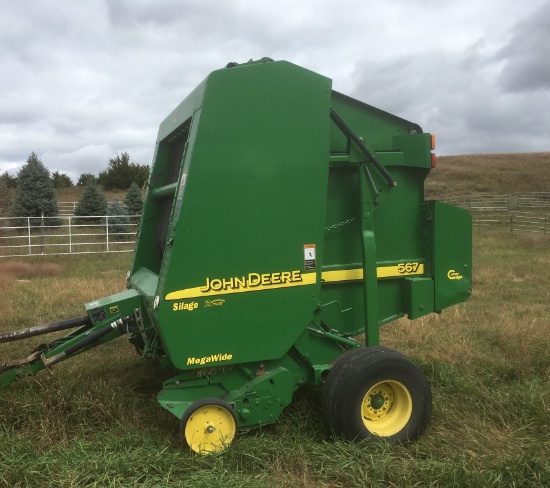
[304,244,316,270]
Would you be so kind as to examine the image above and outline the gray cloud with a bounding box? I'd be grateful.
[350,3,550,155]
[496,1,550,93]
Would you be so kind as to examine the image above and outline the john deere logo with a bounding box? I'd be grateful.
[447,270,463,280]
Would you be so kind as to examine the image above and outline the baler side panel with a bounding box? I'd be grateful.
[155,61,333,369]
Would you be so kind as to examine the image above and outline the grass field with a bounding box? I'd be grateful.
[0,233,549,487]
[1,152,549,487]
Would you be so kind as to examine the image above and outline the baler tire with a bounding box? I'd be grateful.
[179,397,237,455]
[322,346,431,444]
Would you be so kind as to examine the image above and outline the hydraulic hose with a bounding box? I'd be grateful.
[42,320,124,367]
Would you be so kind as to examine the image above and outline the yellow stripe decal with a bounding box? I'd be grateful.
[322,264,425,283]
[165,271,317,301]
[166,264,424,301]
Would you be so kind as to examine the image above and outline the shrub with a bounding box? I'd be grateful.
[107,199,130,240]
[74,184,108,225]
[124,183,143,223]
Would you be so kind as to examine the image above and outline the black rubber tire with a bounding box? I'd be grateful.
[322,346,432,444]
[179,397,238,454]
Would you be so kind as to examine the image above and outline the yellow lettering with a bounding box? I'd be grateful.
[173,301,199,312]
[248,273,261,287]
[281,271,291,283]
[292,270,302,282]
[261,273,271,285]
[447,270,463,280]
[200,277,211,292]
[186,353,234,366]
[271,272,281,284]
[210,279,222,291]
[234,276,246,288]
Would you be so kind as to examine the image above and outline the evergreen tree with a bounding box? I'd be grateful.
[107,198,130,240]
[97,152,149,190]
[51,171,73,188]
[0,171,17,189]
[123,182,143,222]
[0,179,10,218]
[74,184,108,224]
[77,173,97,187]
[11,152,60,225]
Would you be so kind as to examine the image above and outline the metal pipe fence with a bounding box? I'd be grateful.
[443,193,550,236]
[0,215,139,258]
[1,192,548,258]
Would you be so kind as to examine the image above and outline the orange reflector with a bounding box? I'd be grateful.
[431,134,436,150]
[431,153,436,168]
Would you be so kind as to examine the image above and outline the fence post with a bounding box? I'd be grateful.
[40,212,45,255]
[69,216,72,254]
[106,215,109,252]
[510,212,513,234]
[27,217,31,255]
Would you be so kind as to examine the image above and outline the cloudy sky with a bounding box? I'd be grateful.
[1,0,549,181]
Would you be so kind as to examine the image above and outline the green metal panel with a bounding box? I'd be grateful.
[433,201,473,310]
[148,61,332,370]
[403,277,435,320]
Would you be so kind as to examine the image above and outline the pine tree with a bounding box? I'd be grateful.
[124,182,143,222]
[77,173,97,187]
[0,171,17,189]
[97,152,149,190]
[0,179,10,218]
[107,199,129,240]
[12,152,60,225]
[51,171,73,188]
[74,184,108,224]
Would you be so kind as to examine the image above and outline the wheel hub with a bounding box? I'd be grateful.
[361,380,413,437]
[370,393,386,410]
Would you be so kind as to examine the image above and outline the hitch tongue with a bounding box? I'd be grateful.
[0,316,92,344]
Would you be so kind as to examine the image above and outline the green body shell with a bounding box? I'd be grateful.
[130,60,471,366]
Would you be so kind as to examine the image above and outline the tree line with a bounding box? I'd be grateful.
[0,151,149,190]
[0,152,146,223]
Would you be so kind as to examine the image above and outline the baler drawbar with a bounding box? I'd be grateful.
[1,58,472,454]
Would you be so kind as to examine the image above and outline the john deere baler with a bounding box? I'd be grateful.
[1,59,471,454]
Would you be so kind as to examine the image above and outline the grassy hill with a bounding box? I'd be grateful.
[425,152,550,199]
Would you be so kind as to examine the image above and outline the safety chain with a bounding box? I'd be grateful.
[324,217,357,232]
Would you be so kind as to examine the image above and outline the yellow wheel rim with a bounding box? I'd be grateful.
[184,404,237,454]
[361,381,413,437]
